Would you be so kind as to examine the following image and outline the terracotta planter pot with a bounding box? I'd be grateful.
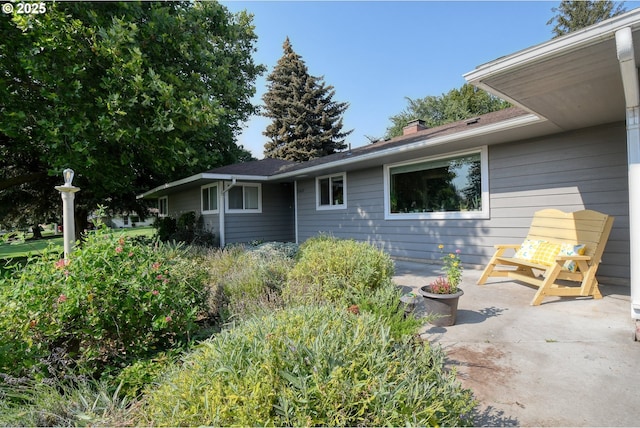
[418,287,464,326]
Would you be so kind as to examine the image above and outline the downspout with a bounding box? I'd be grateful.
[615,27,640,338]
[294,180,299,244]
[219,177,237,247]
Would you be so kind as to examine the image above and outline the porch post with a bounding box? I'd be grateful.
[625,107,640,326]
[616,28,640,334]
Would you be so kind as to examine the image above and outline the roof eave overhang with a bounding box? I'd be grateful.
[274,113,543,180]
[137,172,270,199]
[464,8,640,105]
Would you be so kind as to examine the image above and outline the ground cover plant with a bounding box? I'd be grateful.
[138,305,476,426]
[0,234,476,426]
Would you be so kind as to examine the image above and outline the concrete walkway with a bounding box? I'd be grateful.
[392,260,639,427]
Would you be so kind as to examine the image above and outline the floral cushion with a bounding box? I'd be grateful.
[559,243,586,272]
[514,239,543,260]
[531,242,562,266]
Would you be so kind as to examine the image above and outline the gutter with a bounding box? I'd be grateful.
[615,27,640,332]
[274,113,541,180]
[466,9,640,109]
[466,8,640,84]
[136,113,541,198]
[137,173,268,199]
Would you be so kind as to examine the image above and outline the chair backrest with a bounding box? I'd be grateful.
[526,209,614,260]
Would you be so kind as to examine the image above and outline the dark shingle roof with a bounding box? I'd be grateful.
[206,107,529,178]
[279,106,529,173]
[205,158,299,176]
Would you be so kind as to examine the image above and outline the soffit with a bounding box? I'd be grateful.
[465,9,640,131]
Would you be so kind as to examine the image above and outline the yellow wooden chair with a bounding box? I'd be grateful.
[477,209,614,305]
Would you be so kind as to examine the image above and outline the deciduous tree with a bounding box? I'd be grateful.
[0,1,263,233]
[385,84,510,139]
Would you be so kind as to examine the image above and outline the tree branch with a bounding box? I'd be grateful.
[0,172,49,191]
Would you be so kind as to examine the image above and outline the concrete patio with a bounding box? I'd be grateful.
[393,260,639,427]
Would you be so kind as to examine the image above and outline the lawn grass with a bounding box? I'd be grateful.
[0,227,156,259]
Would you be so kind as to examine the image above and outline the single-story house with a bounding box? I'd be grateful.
[139,9,640,322]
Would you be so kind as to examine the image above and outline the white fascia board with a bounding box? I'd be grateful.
[274,113,542,180]
[138,113,540,194]
[464,9,640,85]
[137,173,269,199]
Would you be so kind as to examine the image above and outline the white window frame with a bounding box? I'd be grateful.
[383,147,489,220]
[158,196,168,218]
[225,182,262,213]
[316,172,347,210]
[201,183,219,214]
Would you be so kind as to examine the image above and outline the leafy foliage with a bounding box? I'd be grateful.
[0,1,263,228]
[0,236,473,425]
[205,243,297,323]
[547,0,627,38]
[262,38,352,161]
[154,211,217,247]
[385,83,511,139]
[137,305,476,427]
[0,226,210,380]
[284,235,395,305]
[0,377,136,427]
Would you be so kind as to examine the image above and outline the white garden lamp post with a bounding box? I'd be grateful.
[54,168,80,259]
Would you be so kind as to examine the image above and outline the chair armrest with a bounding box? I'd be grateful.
[555,255,591,261]
[495,244,520,249]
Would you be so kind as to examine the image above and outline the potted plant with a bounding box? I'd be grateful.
[419,245,464,326]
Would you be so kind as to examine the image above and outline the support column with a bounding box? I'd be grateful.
[628,107,640,334]
[55,183,80,259]
[616,27,640,336]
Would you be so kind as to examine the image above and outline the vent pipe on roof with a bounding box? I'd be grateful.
[615,27,640,330]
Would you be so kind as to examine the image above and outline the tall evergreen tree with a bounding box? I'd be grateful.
[547,0,626,38]
[262,38,352,161]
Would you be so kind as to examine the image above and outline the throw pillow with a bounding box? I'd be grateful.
[531,242,562,266]
[559,243,586,272]
[514,239,543,260]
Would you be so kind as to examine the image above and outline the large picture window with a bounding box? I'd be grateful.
[385,148,488,219]
[226,183,261,213]
[201,184,218,214]
[316,173,346,209]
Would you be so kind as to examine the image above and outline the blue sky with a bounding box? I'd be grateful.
[221,1,639,159]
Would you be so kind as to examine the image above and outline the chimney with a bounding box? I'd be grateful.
[402,119,427,135]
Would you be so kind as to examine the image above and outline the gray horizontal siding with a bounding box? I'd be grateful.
[297,122,630,284]
[166,188,200,218]
[224,182,295,245]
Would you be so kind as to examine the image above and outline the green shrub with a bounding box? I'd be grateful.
[0,226,210,380]
[115,350,180,399]
[204,244,296,323]
[284,235,395,305]
[154,212,216,247]
[137,305,476,426]
[353,279,424,339]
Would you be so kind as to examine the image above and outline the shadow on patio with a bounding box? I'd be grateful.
[392,259,637,427]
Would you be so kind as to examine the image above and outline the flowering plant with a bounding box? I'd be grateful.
[428,245,463,294]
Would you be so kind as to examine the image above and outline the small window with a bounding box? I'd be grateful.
[316,173,346,210]
[385,148,488,219]
[201,184,219,213]
[225,183,262,213]
[158,197,168,217]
